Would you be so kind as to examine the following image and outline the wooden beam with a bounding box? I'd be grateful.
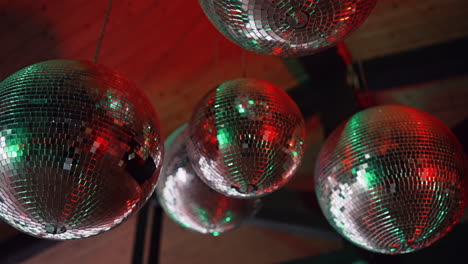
[346,0,468,60]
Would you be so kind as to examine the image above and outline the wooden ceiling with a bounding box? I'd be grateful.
[0,0,467,137]
[0,0,467,263]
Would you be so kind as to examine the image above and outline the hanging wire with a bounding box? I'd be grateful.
[94,0,113,63]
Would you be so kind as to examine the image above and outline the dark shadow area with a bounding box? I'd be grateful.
[453,118,468,204]
[286,47,361,136]
[0,6,61,81]
[453,118,468,154]
[0,234,59,264]
[356,37,468,91]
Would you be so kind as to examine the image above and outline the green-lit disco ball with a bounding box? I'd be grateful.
[315,105,467,254]
[187,79,306,198]
[0,60,163,239]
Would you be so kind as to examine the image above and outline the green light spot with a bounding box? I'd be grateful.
[7,145,19,152]
[358,170,377,189]
[110,101,120,109]
[352,261,368,264]
[236,104,246,115]
[248,100,255,105]
[217,133,226,145]
[225,216,232,223]
[212,232,220,237]
[30,98,48,104]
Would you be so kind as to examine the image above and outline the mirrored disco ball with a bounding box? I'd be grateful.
[315,105,467,254]
[0,59,163,239]
[187,78,305,198]
[157,124,260,235]
[199,0,376,57]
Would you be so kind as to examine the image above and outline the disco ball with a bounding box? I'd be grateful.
[187,78,305,198]
[0,59,163,239]
[315,105,467,254]
[199,0,377,57]
[157,124,260,235]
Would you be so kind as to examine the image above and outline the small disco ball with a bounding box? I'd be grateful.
[0,59,163,239]
[187,78,305,198]
[157,124,260,235]
[315,105,467,254]
[199,0,376,57]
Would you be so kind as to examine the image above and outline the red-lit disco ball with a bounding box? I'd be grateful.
[187,78,305,198]
[0,60,163,239]
[199,0,376,57]
[315,105,467,254]
[157,124,260,235]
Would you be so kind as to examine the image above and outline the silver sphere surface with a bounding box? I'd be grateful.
[199,0,377,57]
[187,79,306,198]
[315,105,467,254]
[157,124,260,235]
[0,60,163,239]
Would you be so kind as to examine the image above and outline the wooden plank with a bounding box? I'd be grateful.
[0,0,466,261]
[1,0,466,136]
[23,215,342,264]
[346,0,468,60]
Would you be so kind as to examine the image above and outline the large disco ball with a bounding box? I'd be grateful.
[187,78,305,198]
[315,105,467,254]
[199,0,377,57]
[157,124,260,235]
[0,59,163,239]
